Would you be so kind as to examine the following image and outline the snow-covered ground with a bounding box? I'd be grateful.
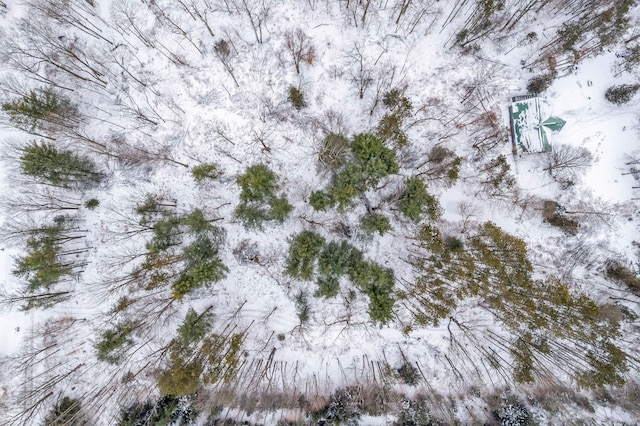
[0,0,639,424]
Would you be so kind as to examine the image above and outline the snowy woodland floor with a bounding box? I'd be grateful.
[1,0,640,424]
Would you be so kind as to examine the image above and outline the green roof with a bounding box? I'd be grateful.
[511,97,565,153]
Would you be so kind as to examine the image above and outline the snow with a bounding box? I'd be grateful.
[0,0,639,424]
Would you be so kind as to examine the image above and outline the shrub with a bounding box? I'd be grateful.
[285,231,326,280]
[605,84,640,105]
[237,164,278,202]
[268,196,293,223]
[233,203,270,229]
[288,86,306,110]
[44,397,82,426]
[310,387,362,425]
[309,190,335,211]
[318,240,358,278]
[545,213,579,235]
[191,163,222,182]
[359,213,392,236]
[398,176,438,222]
[119,396,196,426]
[526,74,555,94]
[235,164,292,228]
[326,163,365,211]
[351,133,399,186]
[315,275,340,298]
[606,263,640,295]
[294,290,311,323]
[84,198,99,209]
[349,261,395,324]
[397,361,420,385]
[443,235,464,251]
[96,325,134,364]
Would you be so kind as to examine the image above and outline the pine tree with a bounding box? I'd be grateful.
[2,88,79,132]
[20,141,103,189]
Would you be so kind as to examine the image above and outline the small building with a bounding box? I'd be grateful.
[509,95,566,153]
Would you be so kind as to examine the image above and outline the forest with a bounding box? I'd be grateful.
[0,0,639,424]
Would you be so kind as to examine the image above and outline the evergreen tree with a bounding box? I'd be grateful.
[2,88,79,132]
[605,84,640,105]
[43,397,83,426]
[285,231,326,280]
[20,141,103,189]
[234,164,292,228]
[398,176,442,222]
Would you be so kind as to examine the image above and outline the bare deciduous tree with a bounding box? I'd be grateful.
[544,144,593,176]
[214,39,240,87]
[346,43,373,99]
[284,29,315,74]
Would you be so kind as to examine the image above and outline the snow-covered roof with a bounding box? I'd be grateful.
[510,96,566,153]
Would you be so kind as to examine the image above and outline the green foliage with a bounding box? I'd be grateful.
[310,387,362,425]
[172,236,228,299]
[146,217,183,254]
[397,361,420,385]
[20,141,103,189]
[96,324,134,364]
[318,240,358,278]
[118,396,196,426]
[326,163,365,211]
[178,308,212,347]
[285,231,326,280]
[422,146,462,187]
[318,133,350,172]
[311,133,399,212]
[235,164,292,228]
[526,74,555,95]
[309,190,335,211]
[181,209,214,234]
[158,344,203,397]
[191,163,221,182]
[201,333,245,384]
[12,219,72,292]
[285,233,393,322]
[315,240,360,298]
[481,155,516,198]
[237,164,278,202]
[382,89,412,118]
[315,275,340,298]
[377,89,412,148]
[2,88,79,131]
[233,203,270,228]
[84,198,99,209]
[269,196,293,223]
[295,290,311,324]
[359,213,392,236]
[605,84,640,105]
[408,222,628,387]
[43,397,82,426]
[351,133,399,186]
[557,22,583,52]
[376,113,408,148]
[287,86,306,110]
[349,261,395,324]
[399,176,442,222]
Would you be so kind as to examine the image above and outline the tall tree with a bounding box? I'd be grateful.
[19,141,103,189]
